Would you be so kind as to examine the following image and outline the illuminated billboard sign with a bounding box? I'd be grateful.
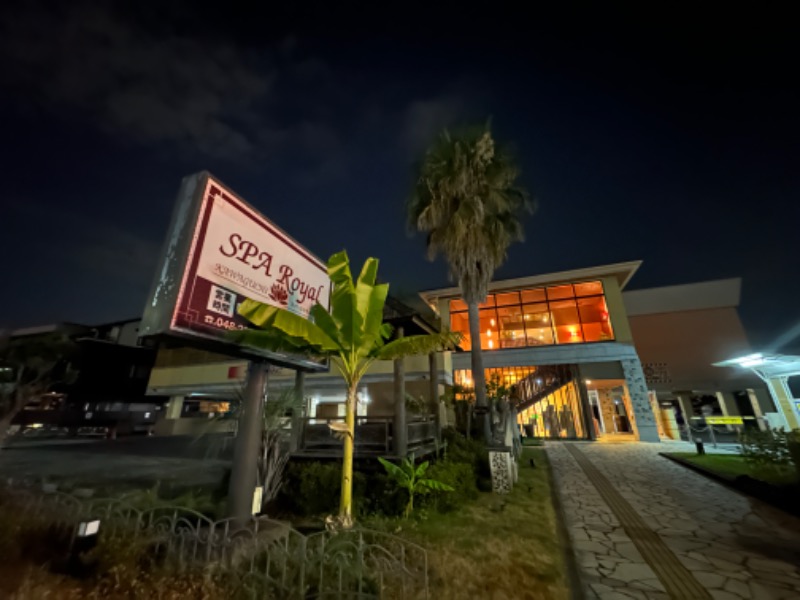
[140,172,330,371]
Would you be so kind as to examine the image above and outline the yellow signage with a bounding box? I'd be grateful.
[705,416,744,425]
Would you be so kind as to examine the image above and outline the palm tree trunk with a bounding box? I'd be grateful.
[338,383,357,528]
[467,301,491,443]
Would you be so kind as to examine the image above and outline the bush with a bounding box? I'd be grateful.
[442,427,492,490]
[739,428,795,475]
[421,460,478,512]
[279,461,375,517]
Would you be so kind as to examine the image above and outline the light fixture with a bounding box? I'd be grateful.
[740,358,766,367]
[488,340,494,349]
[487,329,492,337]
[490,318,496,326]
[586,380,592,384]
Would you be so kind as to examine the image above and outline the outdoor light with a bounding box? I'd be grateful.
[77,520,101,537]
[586,380,592,384]
[740,357,766,368]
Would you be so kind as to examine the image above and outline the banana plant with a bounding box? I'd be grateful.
[233,250,460,529]
[378,456,455,518]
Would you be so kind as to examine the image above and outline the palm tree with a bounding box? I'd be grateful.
[234,250,459,529]
[408,123,532,443]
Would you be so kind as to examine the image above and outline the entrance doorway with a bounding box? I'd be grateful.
[585,379,637,440]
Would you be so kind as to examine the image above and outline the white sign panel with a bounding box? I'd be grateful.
[141,173,331,369]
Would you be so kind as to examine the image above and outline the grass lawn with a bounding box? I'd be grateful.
[367,447,569,600]
[667,452,798,486]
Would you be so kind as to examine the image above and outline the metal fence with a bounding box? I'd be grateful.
[0,487,429,599]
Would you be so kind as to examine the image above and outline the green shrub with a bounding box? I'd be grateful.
[442,427,492,491]
[421,460,478,512]
[358,470,406,517]
[279,461,371,517]
[378,457,454,518]
[739,428,794,475]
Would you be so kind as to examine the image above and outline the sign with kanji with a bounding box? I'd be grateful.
[141,172,330,371]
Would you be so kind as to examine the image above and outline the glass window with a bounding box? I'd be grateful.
[574,281,603,297]
[449,281,612,350]
[495,291,521,306]
[496,305,526,348]
[479,308,498,350]
[546,285,575,300]
[449,298,468,312]
[449,311,471,350]
[522,303,554,345]
[577,296,614,342]
[477,295,496,309]
[520,288,546,303]
[550,299,583,344]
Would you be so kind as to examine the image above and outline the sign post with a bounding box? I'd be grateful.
[228,361,268,522]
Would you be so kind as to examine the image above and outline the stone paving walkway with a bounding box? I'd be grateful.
[548,442,800,600]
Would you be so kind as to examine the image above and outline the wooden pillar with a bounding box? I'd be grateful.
[394,326,407,457]
[429,352,441,442]
[290,370,305,452]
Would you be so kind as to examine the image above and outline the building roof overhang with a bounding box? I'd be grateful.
[714,353,800,378]
[418,260,642,312]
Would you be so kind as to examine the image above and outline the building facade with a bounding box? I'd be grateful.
[624,279,774,435]
[421,261,661,442]
[143,261,774,446]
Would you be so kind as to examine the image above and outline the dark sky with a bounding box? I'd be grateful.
[1,2,798,352]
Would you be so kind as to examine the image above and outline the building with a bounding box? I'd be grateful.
[145,296,449,457]
[5,319,164,436]
[624,279,774,435]
[142,260,775,446]
[420,263,775,442]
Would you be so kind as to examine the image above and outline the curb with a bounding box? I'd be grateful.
[659,452,800,518]
[543,444,586,600]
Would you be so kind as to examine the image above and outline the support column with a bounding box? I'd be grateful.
[620,358,660,442]
[716,390,740,431]
[429,352,441,442]
[576,374,596,441]
[767,376,800,430]
[227,361,268,521]
[746,388,768,430]
[290,371,305,453]
[166,395,185,419]
[674,393,694,426]
[394,327,407,457]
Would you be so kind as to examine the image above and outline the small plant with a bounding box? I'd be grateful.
[738,428,794,476]
[378,456,454,518]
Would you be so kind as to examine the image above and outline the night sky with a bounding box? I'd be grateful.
[1,2,798,352]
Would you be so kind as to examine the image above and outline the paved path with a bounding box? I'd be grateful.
[548,442,800,600]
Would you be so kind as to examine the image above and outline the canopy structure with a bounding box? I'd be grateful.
[714,353,800,429]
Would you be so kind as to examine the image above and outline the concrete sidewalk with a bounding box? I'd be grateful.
[548,442,800,599]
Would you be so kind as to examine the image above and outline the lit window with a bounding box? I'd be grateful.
[574,281,603,297]
[546,285,575,301]
[577,296,614,342]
